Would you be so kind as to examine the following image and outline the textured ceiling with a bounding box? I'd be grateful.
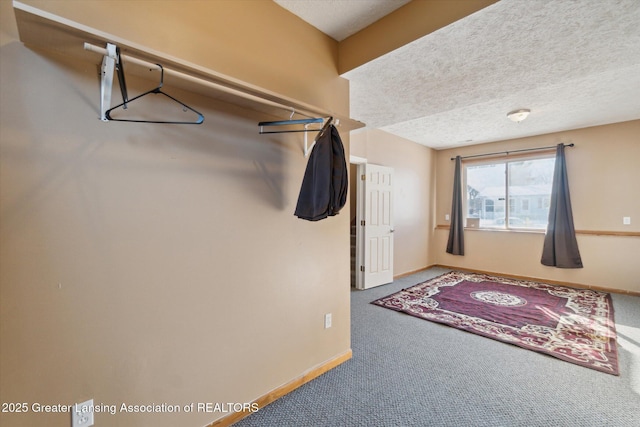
[273,0,411,41]
[277,0,640,150]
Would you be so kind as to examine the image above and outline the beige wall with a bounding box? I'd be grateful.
[434,120,640,293]
[0,1,351,426]
[350,129,436,277]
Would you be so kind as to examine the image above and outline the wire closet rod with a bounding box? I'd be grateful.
[83,42,331,119]
[450,143,574,161]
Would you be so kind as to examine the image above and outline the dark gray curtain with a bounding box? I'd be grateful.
[541,144,583,268]
[446,156,464,255]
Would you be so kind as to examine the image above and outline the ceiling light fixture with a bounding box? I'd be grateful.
[507,109,531,123]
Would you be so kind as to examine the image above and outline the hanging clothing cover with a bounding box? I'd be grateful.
[294,125,348,221]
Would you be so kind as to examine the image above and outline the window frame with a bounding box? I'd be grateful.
[462,152,555,232]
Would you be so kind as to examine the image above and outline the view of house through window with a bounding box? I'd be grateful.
[465,156,556,229]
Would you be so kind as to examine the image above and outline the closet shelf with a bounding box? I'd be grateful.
[12,1,365,132]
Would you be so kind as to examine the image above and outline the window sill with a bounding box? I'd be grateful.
[435,224,544,234]
[436,225,640,238]
[464,227,545,234]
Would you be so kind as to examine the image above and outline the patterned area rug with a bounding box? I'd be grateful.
[371,271,619,375]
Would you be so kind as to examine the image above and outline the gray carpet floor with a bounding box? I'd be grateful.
[234,267,640,426]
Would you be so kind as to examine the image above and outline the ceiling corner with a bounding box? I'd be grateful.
[338,0,498,74]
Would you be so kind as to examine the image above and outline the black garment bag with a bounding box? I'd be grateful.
[294,125,348,221]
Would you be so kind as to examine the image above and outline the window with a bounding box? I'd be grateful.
[465,156,555,230]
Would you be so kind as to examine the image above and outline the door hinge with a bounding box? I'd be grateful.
[361,220,365,226]
[360,265,365,272]
[361,174,366,181]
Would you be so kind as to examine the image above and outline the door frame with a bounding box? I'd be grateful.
[350,155,366,289]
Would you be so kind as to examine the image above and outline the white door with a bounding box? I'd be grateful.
[356,164,394,289]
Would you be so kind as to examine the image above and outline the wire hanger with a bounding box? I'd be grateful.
[258,109,324,134]
[258,111,333,156]
[105,48,204,124]
[313,116,333,141]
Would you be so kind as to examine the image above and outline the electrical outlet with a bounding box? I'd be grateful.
[71,399,94,427]
[445,214,450,221]
[324,313,332,329]
[623,216,631,225]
